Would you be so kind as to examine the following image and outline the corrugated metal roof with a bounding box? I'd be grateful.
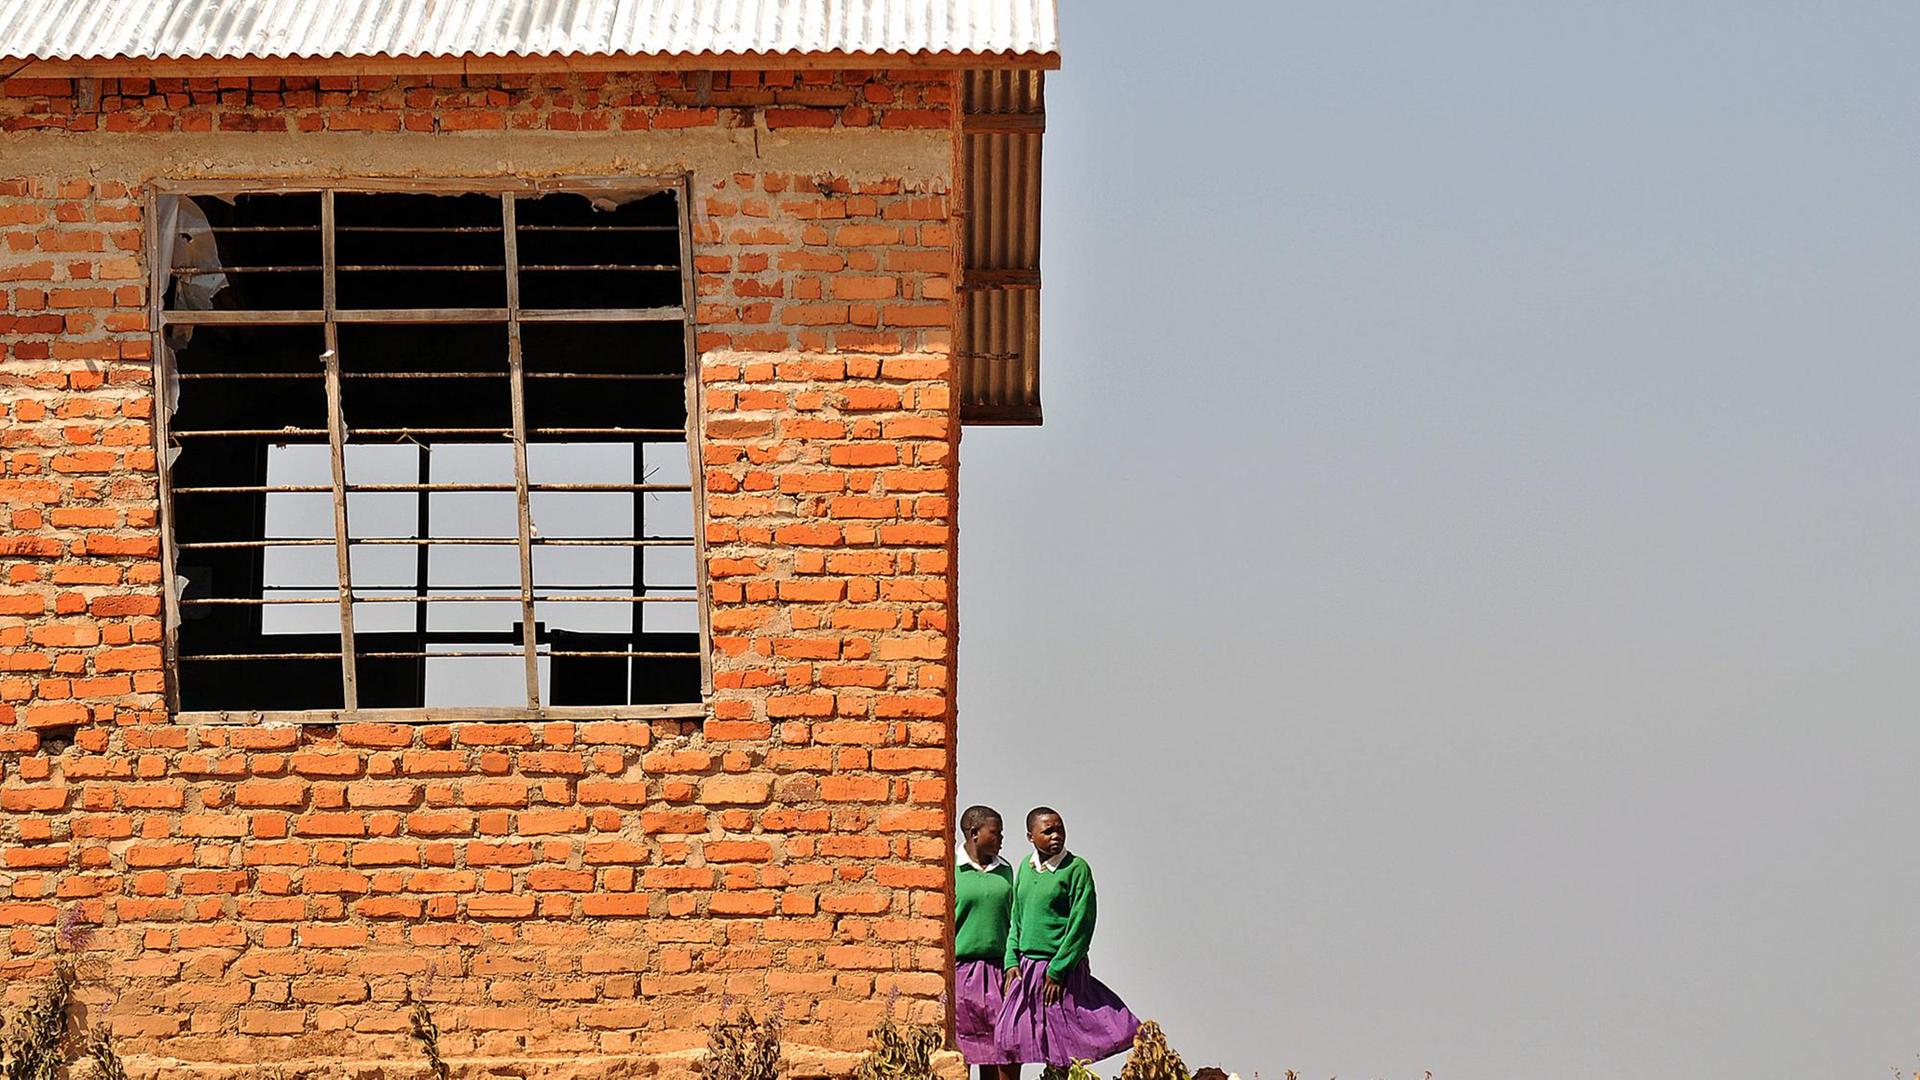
[0,0,1059,62]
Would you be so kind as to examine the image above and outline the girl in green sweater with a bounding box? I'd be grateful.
[994,807,1140,1065]
[954,805,1019,1077]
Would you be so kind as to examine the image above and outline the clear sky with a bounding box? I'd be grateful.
[954,3,1920,1077]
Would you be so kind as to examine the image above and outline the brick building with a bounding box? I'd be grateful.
[0,1,1055,1075]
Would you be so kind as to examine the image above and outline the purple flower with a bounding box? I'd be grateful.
[56,907,95,951]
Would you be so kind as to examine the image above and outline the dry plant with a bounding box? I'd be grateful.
[1,962,75,1080]
[409,1001,450,1080]
[0,909,115,1080]
[697,1006,783,1080]
[84,1027,128,1080]
[1119,1022,1190,1080]
[852,1015,943,1080]
[1041,1060,1102,1080]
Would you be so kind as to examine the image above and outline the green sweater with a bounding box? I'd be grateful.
[1003,852,1097,980]
[954,857,1017,962]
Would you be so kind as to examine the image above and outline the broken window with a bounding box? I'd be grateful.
[154,182,707,720]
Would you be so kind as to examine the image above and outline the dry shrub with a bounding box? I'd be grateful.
[1119,1022,1190,1080]
[853,1016,943,1080]
[84,1026,129,1080]
[699,1006,784,1080]
[1041,1060,1101,1080]
[1,962,75,1080]
[410,1001,450,1080]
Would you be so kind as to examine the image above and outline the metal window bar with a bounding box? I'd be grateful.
[181,595,696,605]
[173,482,692,494]
[156,180,706,718]
[173,373,683,382]
[176,537,695,549]
[320,189,360,710]
[159,307,686,326]
[502,194,543,708]
[183,651,702,661]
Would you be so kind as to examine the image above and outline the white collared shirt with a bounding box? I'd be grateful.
[956,844,1010,873]
[1029,849,1068,873]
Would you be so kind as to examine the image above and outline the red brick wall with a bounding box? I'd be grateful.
[1,70,951,137]
[0,71,961,1077]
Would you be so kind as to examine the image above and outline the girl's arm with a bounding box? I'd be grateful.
[1047,860,1098,981]
[1002,866,1023,971]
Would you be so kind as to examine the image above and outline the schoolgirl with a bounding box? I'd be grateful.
[996,806,1140,1065]
[954,804,1020,1079]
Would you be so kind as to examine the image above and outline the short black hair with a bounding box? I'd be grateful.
[1025,805,1061,830]
[958,805,1001,838]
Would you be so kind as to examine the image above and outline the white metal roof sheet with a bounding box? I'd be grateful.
[0,0,1059,62]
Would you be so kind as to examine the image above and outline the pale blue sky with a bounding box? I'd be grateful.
[956,3,1920,1077]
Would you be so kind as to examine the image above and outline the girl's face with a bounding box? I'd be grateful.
[1027,813,1066,860]
[970,817,1004,863]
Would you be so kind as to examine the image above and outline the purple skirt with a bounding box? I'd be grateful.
[993,957,1140,1065]
[955,959,1017,1064]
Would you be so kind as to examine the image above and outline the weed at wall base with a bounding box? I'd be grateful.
[699,1006,784,1080]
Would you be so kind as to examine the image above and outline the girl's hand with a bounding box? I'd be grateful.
[1042,975,1063,1005]
[1004,967,1018,992]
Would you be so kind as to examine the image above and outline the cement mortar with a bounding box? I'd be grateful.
[0,127,952,189]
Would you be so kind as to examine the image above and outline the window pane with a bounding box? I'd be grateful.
[426,651,542,708]
[334,192,506,310]
[514,190,681,310]
[162,193,322,312]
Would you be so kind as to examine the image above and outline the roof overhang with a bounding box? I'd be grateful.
[3,50,1057,79]
[0,0,1060,76]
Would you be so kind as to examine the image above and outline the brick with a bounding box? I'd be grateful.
[239,1010,304,1035]
[699,776,772,806]
[580,894,650,917]
[584,840,652,864]
[235,778,307,808]
[461,779,529,808]
[125,841,196,868]
[302,869,370,894]
[528,867,595,891]
[642,866,715,890]
[95,645,161,671]
[469,894,536,918]
[295,812,367,837]
[579,721,652,747]
[572,779,646,808]
[456,723,535,747]
[517,808,588,834]
[354,897,424,919]
[1,786,69,812]
[635,810,705,836]
[290,751,363,777]
[341,723,414,748]
[821,775,889,801]
[349,841,419,867]
[180,813,249,838]
[346,780,419,808]
[406,809,475,836]
[704,840,773,862]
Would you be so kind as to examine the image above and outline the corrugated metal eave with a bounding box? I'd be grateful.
[0,0,1060,64]
[0,48,1060,63]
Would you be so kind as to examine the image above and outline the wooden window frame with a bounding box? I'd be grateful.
[147,176,712,725]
